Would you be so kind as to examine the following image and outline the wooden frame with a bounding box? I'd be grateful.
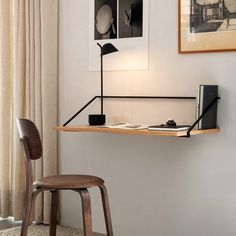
[178,0,236,53]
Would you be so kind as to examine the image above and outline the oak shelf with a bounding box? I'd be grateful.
[54,125,220,137]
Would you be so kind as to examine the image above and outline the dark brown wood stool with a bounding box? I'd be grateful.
[16,118,113,236]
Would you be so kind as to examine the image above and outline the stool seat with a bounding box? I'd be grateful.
[34,175,104,189]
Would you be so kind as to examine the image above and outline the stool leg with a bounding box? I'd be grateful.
[50,190,58,236]
[99,184,113,236]
[78,189,93,236]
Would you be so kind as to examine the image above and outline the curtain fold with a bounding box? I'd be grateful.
[0,0,58,223]
[0,0,14,218]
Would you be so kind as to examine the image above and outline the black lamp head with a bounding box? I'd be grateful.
[97,43,118,56]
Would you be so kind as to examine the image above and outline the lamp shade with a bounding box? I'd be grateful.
[98,43,118,56]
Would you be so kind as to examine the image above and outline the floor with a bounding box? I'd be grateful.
[0,218,21,231]
[0,219,105,236]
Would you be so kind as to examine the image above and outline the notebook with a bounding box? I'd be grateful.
[148,125,191,131]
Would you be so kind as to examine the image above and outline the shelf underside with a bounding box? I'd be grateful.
[54,125,220,137]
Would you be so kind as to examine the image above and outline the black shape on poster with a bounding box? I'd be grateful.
[95,0,117,40]
[94,0,143,40]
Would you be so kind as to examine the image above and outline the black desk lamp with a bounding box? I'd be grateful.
[89,43,118,125]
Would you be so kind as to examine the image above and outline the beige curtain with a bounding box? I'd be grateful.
[0,0,58,223]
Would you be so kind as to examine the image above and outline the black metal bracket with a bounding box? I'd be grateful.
[63,95,196,127]
[185,96,220,137]
[63,95,220,138]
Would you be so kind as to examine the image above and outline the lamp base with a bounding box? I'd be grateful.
[88,114,106,125]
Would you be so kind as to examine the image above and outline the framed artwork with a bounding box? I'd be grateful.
[89,0,149,71]
[178,0,236,53]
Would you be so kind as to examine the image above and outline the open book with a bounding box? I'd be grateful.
[104,122,148,130]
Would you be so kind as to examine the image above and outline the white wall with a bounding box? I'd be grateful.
[58,1,236,236]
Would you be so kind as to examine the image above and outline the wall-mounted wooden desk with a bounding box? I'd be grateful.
[54,125,220,137]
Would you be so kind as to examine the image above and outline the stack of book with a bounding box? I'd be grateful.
[148,125,190,131]
[196,85,218,130]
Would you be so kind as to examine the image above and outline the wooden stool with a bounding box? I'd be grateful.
[17,118,113,236]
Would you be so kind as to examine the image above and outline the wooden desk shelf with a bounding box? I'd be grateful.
[54,125,220,137]
[60,94,220,137]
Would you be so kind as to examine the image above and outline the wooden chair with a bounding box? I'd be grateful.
[16,118,113,236]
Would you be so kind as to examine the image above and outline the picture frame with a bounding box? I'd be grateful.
[178,0,236,53]
[89,0,149,71]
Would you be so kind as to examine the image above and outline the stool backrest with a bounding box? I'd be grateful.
[16,118,42,160]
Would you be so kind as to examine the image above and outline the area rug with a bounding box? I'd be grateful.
[0,224,105,236]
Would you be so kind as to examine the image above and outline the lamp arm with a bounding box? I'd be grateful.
[101,55,103,115]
